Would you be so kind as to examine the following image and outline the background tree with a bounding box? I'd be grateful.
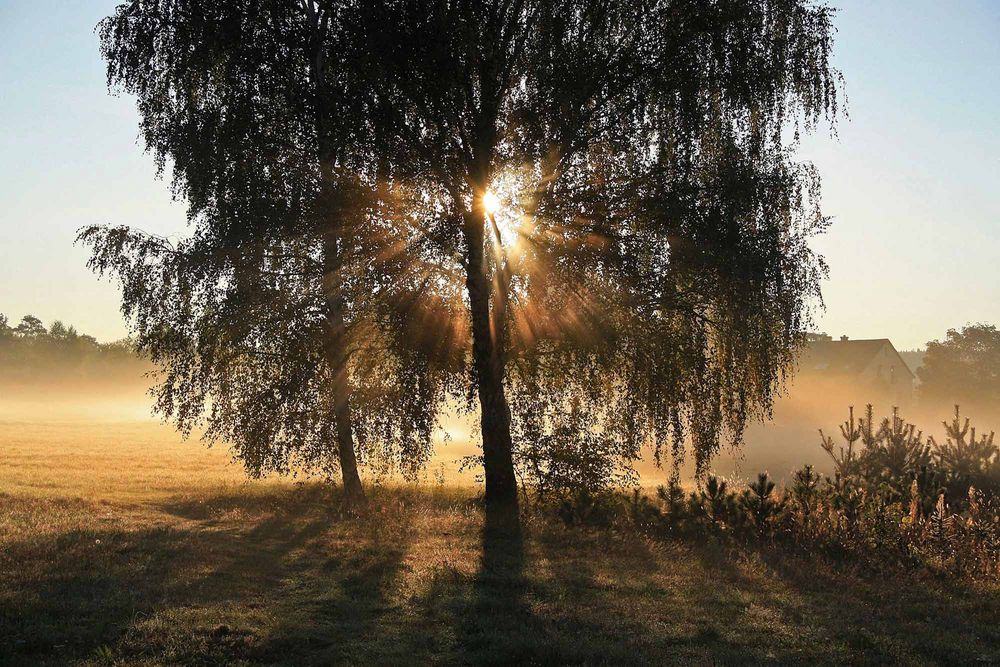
[359,0,839,532]
[15,315,46,338]
[48,321,71,339]
[82,0,451,501]
[918,324,1000,412]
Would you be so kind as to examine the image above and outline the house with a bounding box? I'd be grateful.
[797,336,915,406]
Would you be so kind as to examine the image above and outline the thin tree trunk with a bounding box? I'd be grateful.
[464,212,520,535]
[333,363,365,504]
[305,2,365,506]
[322,240,366,505]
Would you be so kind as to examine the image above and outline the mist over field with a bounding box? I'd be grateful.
[4,346,995,491]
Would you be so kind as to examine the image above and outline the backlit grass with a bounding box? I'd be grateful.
[1,418,998,665]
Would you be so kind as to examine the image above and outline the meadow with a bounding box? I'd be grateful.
[2,413,999,666]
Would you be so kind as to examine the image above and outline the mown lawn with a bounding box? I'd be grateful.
[1,419,998,665]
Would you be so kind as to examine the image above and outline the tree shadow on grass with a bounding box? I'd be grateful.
[5,487,996,665]
[446,521,731,665]
[476,523,1000,665]
[738,546,1000,664]
[455,529,537,664]
[0,485,412,666]
[525,526,744,665]
[669,538,1000,665]
[455,524,696,665]
[0,522,181,665]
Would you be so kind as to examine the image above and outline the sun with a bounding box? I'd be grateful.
[483,189,501,215]
[482,177,530,248]
[482,188,519,247]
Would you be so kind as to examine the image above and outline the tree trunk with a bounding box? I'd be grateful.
[322,233,366,506]
[306,4,364,506]
[464,213,520,535]
[333,373,365,504]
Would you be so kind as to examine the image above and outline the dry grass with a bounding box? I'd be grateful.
[0,420,263,501]
[2,417,999,665]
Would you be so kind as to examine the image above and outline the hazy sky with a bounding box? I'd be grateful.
[1,1,997,349]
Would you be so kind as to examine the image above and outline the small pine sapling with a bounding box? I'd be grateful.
[820,406,863,478]
[791,465,821,539]
[930,405,998,501]
[697,475,738,533]
[739,473,787,538]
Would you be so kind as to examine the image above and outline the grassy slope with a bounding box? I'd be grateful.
[1,420,999,666]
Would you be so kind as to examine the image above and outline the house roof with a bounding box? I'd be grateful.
[799,338,915,378]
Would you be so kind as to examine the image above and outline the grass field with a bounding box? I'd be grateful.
[2,417,999,665]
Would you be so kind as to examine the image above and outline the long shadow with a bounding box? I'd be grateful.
[528,526,745,664]
[744,545,1000,664]
[7,486,993,665]
[457,523,680,665]
[457,528,539,665]
[0,485,411,666]
[534,527,937,664]
[0,522,181,665]
[151,486,414,665]
[678,538,1000,664]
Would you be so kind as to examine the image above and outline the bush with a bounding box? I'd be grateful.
[530,405,1000,580]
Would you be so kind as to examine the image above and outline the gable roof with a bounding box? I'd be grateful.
[799,339,915,379]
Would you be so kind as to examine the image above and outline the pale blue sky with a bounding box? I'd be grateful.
[1,1,997,349]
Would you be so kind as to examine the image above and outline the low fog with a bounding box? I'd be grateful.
[4,338,994,488]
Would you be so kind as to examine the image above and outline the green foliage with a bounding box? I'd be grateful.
[789,464,821,541]
[655,477,687,529]
[15,314,46,337]
[918,323,1000,410]
[862,409,932,503]
[952,487,1000,575]
[824,472,863,531]
[84,2,458,486]
[819,405,864,478]
[790,465,820,514]
[514,423,640,504]
[820,405,998,505]
[807,406,1000,576]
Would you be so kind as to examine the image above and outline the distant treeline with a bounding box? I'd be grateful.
[0,314,149,386]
